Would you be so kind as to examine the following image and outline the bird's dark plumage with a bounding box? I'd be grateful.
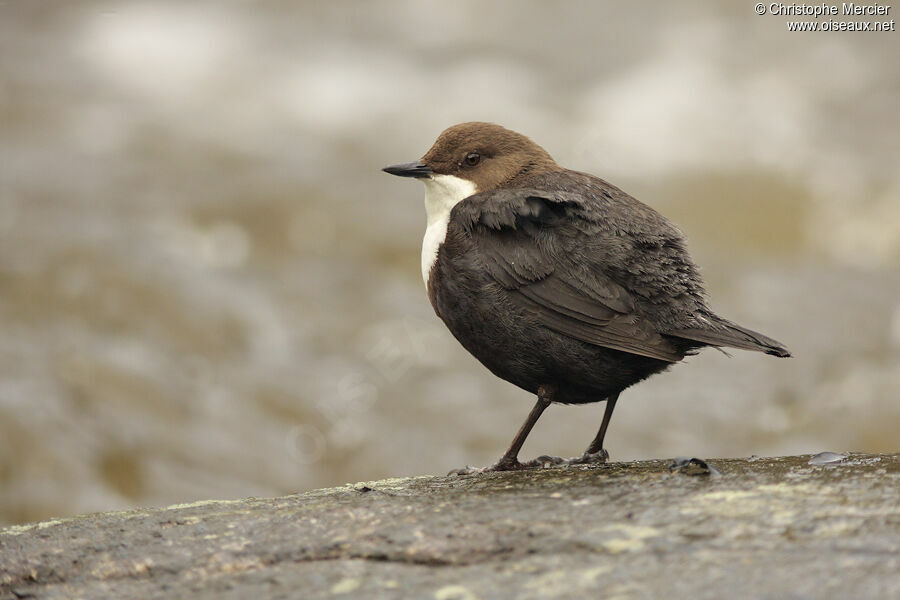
[384,122,790,471]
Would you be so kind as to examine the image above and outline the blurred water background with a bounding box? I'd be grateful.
[0,1,897,525]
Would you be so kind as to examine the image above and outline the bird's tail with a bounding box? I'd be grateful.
[666,317,791,358]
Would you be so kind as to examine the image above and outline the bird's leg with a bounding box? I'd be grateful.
[568,392,620,465]
[451,386,555,474]
[490,385,555,470]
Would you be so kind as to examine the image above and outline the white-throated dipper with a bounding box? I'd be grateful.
[383,122,790,472]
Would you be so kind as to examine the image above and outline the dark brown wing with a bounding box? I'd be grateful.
[455,189,683,362]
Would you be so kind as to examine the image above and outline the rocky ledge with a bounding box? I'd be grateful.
[1,453,898,599]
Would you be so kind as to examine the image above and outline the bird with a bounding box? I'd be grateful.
[383,122,790,472]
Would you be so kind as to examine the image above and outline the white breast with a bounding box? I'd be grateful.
[420,174,477,285]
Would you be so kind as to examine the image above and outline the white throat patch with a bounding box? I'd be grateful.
[421,174,477,285]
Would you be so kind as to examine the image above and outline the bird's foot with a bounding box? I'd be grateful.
[448,454,566,475]
[563,448,610,466]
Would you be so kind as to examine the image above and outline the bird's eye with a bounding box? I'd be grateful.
[464,152,481,167]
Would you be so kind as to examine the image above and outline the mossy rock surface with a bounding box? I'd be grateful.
[2,453,898,599]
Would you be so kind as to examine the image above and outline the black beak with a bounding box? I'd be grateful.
[382,162,433,178]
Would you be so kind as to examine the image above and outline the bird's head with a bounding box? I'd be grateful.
[383,122,558,198]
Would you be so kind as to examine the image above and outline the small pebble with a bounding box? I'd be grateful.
[669,457,722,477]
[808,452,847,465]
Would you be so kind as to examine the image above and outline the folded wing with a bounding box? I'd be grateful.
[455,189,684,362]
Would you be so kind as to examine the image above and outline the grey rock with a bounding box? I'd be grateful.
[1,454,898,599]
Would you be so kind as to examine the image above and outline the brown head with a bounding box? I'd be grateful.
[384,123,560,284]
[383,122,558,193]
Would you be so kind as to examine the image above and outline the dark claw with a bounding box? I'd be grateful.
[489,457,540,471]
